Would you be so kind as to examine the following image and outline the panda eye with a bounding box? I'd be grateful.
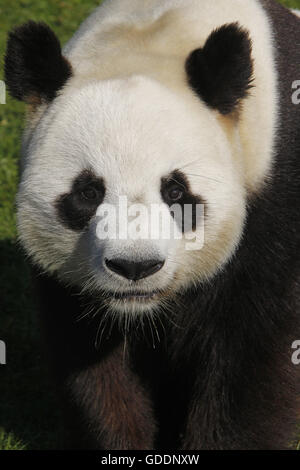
[168,185,184,202]
[81,186,100,201]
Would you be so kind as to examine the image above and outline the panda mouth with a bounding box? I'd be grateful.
[110,290,161,302]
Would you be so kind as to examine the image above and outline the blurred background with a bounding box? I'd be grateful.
[0,0,299,450]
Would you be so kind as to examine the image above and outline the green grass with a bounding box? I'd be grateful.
[0,0,300,450]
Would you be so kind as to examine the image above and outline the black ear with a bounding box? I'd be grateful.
[185,23,253,115]
[4,21,72,103]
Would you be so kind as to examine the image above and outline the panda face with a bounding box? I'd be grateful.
[17,76,246,314]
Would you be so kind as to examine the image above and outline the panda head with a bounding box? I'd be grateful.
[5,21,253,315]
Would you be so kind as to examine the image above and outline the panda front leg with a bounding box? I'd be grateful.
[35,273,157,450]
[178,335,297,450]
[61,344,157,450]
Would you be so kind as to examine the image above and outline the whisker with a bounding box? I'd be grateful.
[185,173,224,184]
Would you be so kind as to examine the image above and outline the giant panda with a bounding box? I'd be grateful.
[4,0,300,450]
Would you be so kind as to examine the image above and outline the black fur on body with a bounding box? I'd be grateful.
[10,0,300,450]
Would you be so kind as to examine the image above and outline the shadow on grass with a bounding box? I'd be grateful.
[0,239,63,450]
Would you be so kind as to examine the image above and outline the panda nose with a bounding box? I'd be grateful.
[105,258,164,281]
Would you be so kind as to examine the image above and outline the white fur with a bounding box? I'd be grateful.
[18,0,279,315]
[62,0,278,193]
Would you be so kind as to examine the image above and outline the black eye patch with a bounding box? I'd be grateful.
[161,170,204,232]
[55,169,105,231]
